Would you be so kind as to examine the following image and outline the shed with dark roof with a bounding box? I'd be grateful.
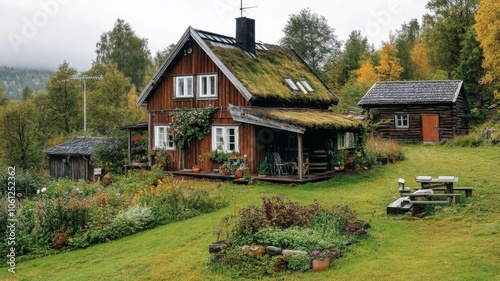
[358,81,469,142]
[45,137,107,181]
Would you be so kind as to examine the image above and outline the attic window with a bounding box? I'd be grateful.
[284,77,299,91]
[296,81,308,94]
[300,79,314,92]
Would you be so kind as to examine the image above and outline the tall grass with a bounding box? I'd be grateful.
[365,137,406,163]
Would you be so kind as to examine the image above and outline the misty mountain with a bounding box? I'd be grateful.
[0,66,55,99]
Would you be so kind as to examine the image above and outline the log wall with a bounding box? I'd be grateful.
[369,102,469,142]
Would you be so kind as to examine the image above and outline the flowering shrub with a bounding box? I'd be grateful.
[148,147,171,167]
[170,106,217,148]
[132,133,148,161]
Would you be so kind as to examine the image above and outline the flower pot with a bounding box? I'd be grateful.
[235,170,243,178]
[311,258,330,271]
[192,167,200,173]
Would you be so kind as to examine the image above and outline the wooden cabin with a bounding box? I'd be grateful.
[358,81,470,142]
[45,137,106,181]
[137,18,364,178]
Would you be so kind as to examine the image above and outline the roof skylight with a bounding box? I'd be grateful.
[296,81,308,94]
[300,79,314,92]
[284,77,299,91]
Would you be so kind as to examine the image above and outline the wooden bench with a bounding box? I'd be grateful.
[410,200,449,205]
[414,187,473,198]
[401,193,461,204]
[387,197,412,214]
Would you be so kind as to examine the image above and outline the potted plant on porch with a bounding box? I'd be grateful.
[235,163,247,179]
[192,155,204,173]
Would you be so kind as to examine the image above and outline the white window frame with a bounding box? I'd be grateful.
[300,79,314,92]
[198,74,217,98]
[154,125,175,150]
[296,81,308,94]
[395,114,409,129]
[284,77,299,91]
[174,76,193,98]
[212,126,239,152]
[337,132,355,150]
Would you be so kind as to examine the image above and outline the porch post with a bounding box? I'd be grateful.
[127,129,132,163]
[297,133,303,180]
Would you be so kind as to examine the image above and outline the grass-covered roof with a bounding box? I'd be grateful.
[230,105,364,132]
[208,42,338,105]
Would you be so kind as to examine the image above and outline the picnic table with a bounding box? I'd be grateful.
[416,176,459,194]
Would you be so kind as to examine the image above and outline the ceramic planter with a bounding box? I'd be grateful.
[311,258,330,271]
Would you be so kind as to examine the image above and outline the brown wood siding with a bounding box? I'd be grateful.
[146,40,258,172]
[368,104,459,142]
[49,156,94,181]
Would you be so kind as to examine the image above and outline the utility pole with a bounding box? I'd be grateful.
[71,75,103,135]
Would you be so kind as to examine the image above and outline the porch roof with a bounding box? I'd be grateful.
[229,104,364,134]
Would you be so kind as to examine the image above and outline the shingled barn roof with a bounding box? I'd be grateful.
[358,81,464,106]
[45,137,107,156]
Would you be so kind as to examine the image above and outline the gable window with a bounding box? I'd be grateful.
[395,114,409,129]
[198,74,217,98]
[212,126,239,152]
[154,125,175,150]
[174,76,193,98]
[338,132,355,149]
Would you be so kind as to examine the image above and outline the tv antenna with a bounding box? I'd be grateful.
[240,0,257,17]
[71,75,103,136]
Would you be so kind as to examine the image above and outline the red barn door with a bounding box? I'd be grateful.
[422,114,440,141]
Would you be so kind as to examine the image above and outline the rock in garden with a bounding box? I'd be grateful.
[282,249,308,256]
[209,241,224,253]
[266,246,282,256]
[242,245,266,257]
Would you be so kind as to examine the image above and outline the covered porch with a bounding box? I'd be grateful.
[229,105,365,180]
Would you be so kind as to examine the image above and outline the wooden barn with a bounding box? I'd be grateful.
[45,137,106,181]
[137,17,364,178]
[358,81,470,142]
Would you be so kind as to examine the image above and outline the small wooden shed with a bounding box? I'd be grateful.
[358,81,470,142]
[45,137,107,181]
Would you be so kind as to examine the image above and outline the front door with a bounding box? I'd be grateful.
[422,114,439,141]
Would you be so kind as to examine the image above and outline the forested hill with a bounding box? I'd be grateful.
[0,66,55,99]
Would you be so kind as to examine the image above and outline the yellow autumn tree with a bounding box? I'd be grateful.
[475,0,500,102]
[356,59,379,84]
[128,87,147,123]
[376,41,404,81]
[410,37,432,80]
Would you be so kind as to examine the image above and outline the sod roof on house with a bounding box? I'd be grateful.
[44,137,107,156]
[137,27,338,107]
[358,80,464,106]
[229,105,363,134]
[207,40,338,104]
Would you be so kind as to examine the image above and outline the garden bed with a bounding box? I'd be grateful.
[207,196,369,278]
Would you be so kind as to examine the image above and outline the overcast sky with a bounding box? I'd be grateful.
[1,0,428,72]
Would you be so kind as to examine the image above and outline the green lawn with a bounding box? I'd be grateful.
[2,145,499,280]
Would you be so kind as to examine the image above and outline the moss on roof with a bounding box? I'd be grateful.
[209,43,337,104]
[258,108,363,130]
